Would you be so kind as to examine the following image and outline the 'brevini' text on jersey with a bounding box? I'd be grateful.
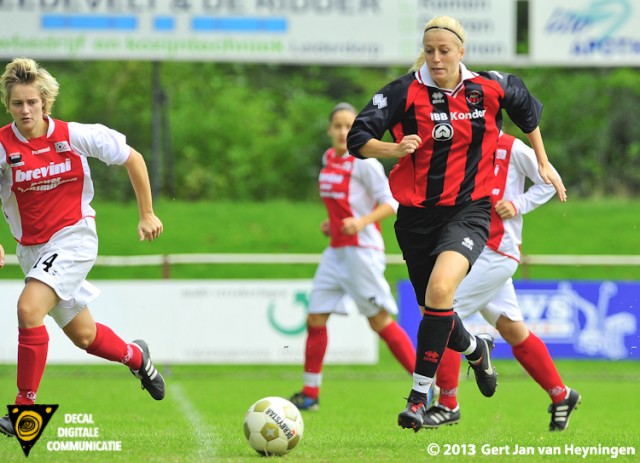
[15,158,72,187]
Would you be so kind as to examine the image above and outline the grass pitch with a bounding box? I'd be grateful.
[0,199,638,461]
[1,352,638,462]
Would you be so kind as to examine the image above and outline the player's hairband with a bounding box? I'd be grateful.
[424,26,464,44]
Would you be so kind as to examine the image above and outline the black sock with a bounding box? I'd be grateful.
[414,307,455,379]
[446,313,473,352]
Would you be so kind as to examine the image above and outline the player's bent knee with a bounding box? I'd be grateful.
[496,317,529,345]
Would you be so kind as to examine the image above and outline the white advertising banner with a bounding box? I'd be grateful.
[0,1,416,65]
[531,0,640,66]
[417,0,517,65]
[0,0,518,65]
[0,280,379,364]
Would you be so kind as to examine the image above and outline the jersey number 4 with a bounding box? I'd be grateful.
[33,253,59,273]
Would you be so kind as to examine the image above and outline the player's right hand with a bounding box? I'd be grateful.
[394,134,422,158]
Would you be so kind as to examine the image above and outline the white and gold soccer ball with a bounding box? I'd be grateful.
[243,396,304,456]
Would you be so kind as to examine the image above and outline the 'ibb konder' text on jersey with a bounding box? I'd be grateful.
[347,63,543,208]
[0,117,130,246]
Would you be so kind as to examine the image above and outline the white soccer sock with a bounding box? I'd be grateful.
[412,373,433,395]
[462,335,478,356]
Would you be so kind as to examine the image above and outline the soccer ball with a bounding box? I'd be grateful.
[243,396,304,456]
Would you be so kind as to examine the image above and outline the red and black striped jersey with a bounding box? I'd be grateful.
[347,63,543,208]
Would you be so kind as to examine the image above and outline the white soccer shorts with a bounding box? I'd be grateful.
[309,246,398,318]
[453,247,523,326]
[16,217,100,327]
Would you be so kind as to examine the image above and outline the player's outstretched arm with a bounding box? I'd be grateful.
[124,148,164,242]
[525,128,567,202]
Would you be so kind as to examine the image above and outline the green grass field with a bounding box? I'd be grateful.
[0,199,639,461]
[0,352,638,462]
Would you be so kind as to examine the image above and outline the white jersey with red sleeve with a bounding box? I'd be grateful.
[0,117,130,245]
[486,134,558,261]
[318,148,398,251]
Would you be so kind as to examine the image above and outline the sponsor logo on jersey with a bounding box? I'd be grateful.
[372,93,387,109]
[466,89,483,105]
[431,91,445,104]
[32,147,50,155]
[492,187,501,196]
[430,109,486,121]
[8,153,23,166]
[432,124,454,141]
[496,148,507,160]
[54,141,71,152]
[15,158,72,182]
[319,172,344,184]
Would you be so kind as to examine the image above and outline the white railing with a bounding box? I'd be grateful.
[3,253,639,278]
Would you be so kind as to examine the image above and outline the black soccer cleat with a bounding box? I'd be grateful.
[398,390,428,432]
[0,414,15,437]
[422,401,461,429]
[467,333,498,397]
[130,340,166,400]
[549,387,581,431]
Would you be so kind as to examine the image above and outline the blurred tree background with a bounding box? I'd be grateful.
[1,61,638,201]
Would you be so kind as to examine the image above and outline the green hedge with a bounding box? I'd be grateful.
[1,62,638,200]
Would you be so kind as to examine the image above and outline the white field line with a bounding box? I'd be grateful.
[170,382,217,460]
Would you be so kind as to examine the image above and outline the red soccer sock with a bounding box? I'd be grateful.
[379,320,415,374]
[512,332,566,403]
[301,325,327,399]
[16,325,49,405]
[435,347,461,409]
[86,323,142,370]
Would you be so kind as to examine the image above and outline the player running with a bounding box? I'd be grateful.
[347,16,566,431]
[426,132,581,432]
[290,102,415,411]
[0,58,165,438]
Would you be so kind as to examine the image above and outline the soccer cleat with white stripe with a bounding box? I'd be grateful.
[130,340,166,400]
[422,402,460,428]
[467,333,498,397]
[0,414,15,437]
[548,387,581,431]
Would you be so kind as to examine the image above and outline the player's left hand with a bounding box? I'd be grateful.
[138,213,164,241]
[539,162,567,202]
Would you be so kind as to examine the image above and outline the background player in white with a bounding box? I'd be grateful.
[0,58,165,437]
[290,103,415,410]
[426,132,581,431]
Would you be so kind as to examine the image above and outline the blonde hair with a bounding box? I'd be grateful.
[1,57,59,115]
[411,16,465,71]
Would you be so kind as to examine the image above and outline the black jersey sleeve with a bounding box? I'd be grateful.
[347,74,413,159]
[479,70,543,134]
